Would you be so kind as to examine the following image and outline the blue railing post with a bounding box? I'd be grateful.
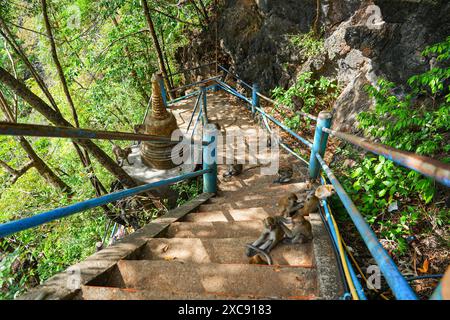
[252,83,259,117]
[309,111,332,179]
[157,71,168,107]
[200,84,208,124]
[203,123,218,194]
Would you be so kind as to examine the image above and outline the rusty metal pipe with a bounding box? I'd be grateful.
[255,92,318,122]
[322,128,450,187]
[316,153,418,300]
[169,76,222,93]
[0,122,208,146]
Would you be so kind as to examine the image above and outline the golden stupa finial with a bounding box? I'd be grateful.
[151,72,168,120]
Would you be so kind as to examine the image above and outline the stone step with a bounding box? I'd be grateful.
[165,221,263,238]
[198,187,315,212]
[198,199,278,212]
[88,260,317,299]
[216,181,312,196]
[133,237,314,267]
[182,207,274,222]
[79,285,257,300]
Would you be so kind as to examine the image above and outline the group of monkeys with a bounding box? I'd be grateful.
[245,184,335,265]
[111,132,336,266]
[222,162,335,266]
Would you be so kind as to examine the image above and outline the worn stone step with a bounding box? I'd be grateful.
[165,221,264,238]
[88,260,317,299]
[198,199,277,212]
[216,181,312,195]
[133,237,314,267]
[79,285,259,300]
[182,207,274,222]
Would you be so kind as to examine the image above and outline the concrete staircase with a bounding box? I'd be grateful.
[80,177,322,300]
[72,154,343,299]
[18,91,343,300]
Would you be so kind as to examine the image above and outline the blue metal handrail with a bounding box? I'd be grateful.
[0,169,211,238]
[1,64,446,299]
[213,71,449,300]
[218,65,253,90]
[315,153,417,299]
[322,127,450,187]
[0,85,219,238]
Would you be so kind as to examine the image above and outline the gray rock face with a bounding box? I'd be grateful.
[177,0,450,131]
[326,0,450,130]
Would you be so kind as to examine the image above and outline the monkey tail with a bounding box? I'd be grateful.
[242,165,260,173]
[245,244,273,265]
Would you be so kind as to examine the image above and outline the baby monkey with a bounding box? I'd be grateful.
[280,215,313,244]
[112,145,133,167]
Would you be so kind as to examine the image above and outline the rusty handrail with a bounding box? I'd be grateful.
[322,127,450,187]
[0,122,209,146]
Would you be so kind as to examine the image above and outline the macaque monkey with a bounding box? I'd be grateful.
[222,163,261,181]
[245,216,291,265]
[133,124,145,146]
[223,163,243,178]
[280,184,335,244]
[112,145,133,167]
[246,244,272,265]
[278,193,299,218]
[298,184,335,216]
[273,165,293,184]
[280,215,313,244]
[249,255,269,265]
[134,124,145,134]
[95,241,104,252]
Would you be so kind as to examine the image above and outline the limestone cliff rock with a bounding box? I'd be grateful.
[177,0,450,131]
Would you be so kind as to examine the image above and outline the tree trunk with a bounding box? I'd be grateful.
[158,24,175,89]
[112,16,150,104]
[140,0,174,100]
[41,0,79,127]
[0,90,71,192]
[41,0,110,197]
[196,0,210,23]
[313,0,321,37]
[0,66,138,189]
[18,136,71,192]
[0,15,62,115]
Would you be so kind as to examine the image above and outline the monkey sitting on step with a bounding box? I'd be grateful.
[279,185,335,244]
[112,145,134,167]
[297,184,335,216]
[273,165,293,184]
[222,163,244,179]
[278,192,300,218]
[245,215,292,265]
[280,214,313,244]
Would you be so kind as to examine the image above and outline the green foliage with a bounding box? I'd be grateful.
[288,30,324,58]
[170,178,203,207]
[337,37,450,253]
[0,0,209,299]
[271,72,338,130]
